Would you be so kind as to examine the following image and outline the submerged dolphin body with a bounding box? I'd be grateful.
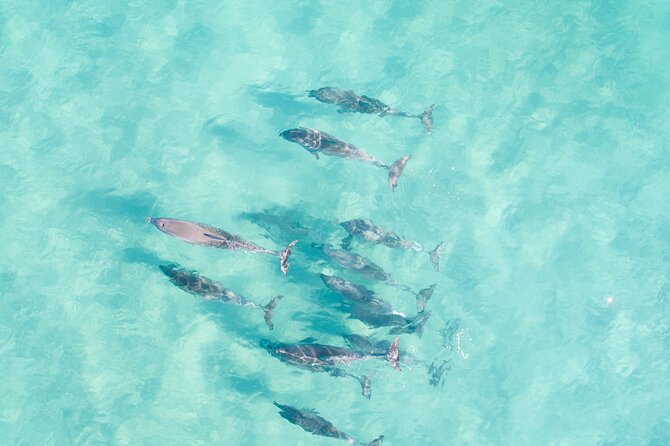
[147,217,297,275]
[279,127,410,191]
[320,273,433,335]
[273,402,384,446]
[340,218,445,271]
[261,336,400,398]
[316,243,435,311]
[159,264,282,329]
[308,86,434,135]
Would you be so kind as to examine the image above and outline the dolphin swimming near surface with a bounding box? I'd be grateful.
[159,264,282,329]
[340,218,445,271]
[315,243,435,310]
[273,402,384,446]
[308,86,435,134]
[147,217,298,275]
[320,273,433,335]
[260,336,401,398]
[279,127,410,191]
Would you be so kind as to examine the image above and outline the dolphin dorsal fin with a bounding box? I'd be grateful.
[204,233,226,241]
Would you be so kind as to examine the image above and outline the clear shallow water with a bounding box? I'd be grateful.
[1,1,669,444]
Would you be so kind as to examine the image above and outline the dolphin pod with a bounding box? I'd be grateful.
[144,86,444,445]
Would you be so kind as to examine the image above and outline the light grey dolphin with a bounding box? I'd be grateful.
[308,86,434,134]
[340,218,445,271]
[147,217,297,275]
[279,127,410,191]
[273,402,384,446]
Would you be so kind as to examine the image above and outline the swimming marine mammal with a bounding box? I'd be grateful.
[159,264,282,329]
[147,217,297,275]
[279,127,410,191]
[260,336,400,398]
[320,273,433,334]
[315,243,436,311]
[308,86,434,134]
[340,218,445,271]
[273,402,384,446]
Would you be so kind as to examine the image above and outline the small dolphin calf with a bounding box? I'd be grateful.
[159,264,283,329]
[147,217,297,275]
[340,218,445,271]
[320,274,433,334]
[273,402,384,446]
[261,336,400,398]
[308,86,435,134]
[279,127,410,191]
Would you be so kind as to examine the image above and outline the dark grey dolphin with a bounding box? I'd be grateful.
[273,402,384,446]
[147,217,298,275]
[340,218,445,271]
[320,273,433,335]
[159,264,282,329]
[308,86,435,135]
[260,336,400,398]
[316,243,435,311]
[279,127,410,191]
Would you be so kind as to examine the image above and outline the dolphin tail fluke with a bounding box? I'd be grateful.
[387,155,411,191]
[386,336,401,371]
[367,435,385,446]
[390,311,432,337]
[415,283,437,313]
[279,240,298,275]
[263,295,283,330]
[358,374,371,399]
[428,241,445,271]
[420,104,435,135]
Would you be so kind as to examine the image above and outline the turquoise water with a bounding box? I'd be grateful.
[1,1,669,444]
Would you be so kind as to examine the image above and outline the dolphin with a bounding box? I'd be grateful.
[147,217,298,275]
[340,218,445,271]
[260,336,401,398]
[279,127,410,191]
[273,402,384,446]
[308,86,434,135]
[315,243,435,311]
[320,273,433,335]
[159,264,282,329]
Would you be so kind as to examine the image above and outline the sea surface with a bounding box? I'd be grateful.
[1,1,669,445]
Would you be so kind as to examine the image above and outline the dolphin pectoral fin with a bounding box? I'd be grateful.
[387,155,411,191]
[263,295,283,330]
[279,240,298,276]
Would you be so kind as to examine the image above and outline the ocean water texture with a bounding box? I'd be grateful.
[1,0,669,444]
